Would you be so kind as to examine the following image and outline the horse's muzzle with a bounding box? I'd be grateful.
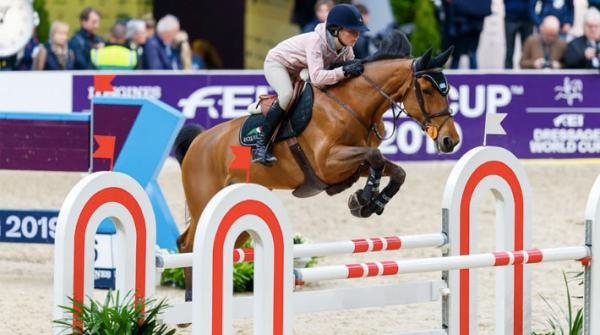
[438,136,458,153]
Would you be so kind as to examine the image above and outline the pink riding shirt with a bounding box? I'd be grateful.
[265,23,355,87]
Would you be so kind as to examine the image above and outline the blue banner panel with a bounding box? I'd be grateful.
[73,71,600,160]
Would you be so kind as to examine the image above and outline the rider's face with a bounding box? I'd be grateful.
[338,28,360,47]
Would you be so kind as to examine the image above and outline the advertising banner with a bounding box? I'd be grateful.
[72,72,600,160]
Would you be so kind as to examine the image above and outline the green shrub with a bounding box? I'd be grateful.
[53,290,176,335]
[532,271,584,335]
[160,267,185,289]
[389,0,441,55]
[33,0,50,43]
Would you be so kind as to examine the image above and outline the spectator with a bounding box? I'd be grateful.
[68,7,104,69]
[107,22,128,45]
[173,31,193,70]
[32,21,74,70]
[143,14,181,70]
[14,35,40,70]
[142,13,156,38]
[292,0,318,30]
[302,0,334,33]
[90,22,138,70]
[126,19,147,69]
[520,15,566,69]
[353,3,375,59]
[530,0,574,39]
[563,7,600,69]
[504,0,534,68]
[442,0,491,69]
[190,38,223,69]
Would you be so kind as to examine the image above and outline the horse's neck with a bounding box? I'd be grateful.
[357,59,411,119]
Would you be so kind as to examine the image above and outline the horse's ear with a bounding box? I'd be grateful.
[430,46,454,68]
[414,48,432,71]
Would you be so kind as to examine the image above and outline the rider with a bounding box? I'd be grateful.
[253,3,369,165]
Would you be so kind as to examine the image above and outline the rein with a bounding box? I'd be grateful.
[320,61,454,144]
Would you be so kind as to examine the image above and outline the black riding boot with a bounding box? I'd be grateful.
[252,101,285,165]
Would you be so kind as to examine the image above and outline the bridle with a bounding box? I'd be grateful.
[361,60,454,141]
[321,60,454,143]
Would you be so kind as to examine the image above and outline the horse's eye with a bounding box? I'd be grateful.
[422,88,433,95]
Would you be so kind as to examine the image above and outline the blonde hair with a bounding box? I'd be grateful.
[49,21,69,39]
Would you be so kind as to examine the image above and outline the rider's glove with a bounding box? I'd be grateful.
[342,60,364,78]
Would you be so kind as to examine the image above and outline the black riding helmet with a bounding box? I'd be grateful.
[325,4,369,33]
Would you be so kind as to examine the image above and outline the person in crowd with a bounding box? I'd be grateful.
[530,0,574,40]
[563,7,600,69]
[107,21,128,45]
[90,21,138,70]
[254,3,367,165]
[504,0,534,68]
[442,0,491,69]
[69,7,104,69]
[143,14,182,70]
[302,0,334,33]
[352,3,375,59]
[173,31,193,70]
[292,0,318,30]
[520,15,566,69]
[32,20,74,70]
[14,34,40,70]
[142,13,156,39]
[126,19,147,69]
[190,38,223,69]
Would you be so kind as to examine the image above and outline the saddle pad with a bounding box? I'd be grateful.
[239,84,314,146]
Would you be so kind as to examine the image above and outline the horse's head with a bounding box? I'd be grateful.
[400,47,459,153]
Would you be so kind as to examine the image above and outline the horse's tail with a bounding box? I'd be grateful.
[174,124,204,165]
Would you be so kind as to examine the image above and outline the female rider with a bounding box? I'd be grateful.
[253,3,369,165]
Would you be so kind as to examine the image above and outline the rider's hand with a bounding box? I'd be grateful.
[342,60,364,78]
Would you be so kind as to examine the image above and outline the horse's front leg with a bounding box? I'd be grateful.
[348,152,406,218]
[362,159,406,217]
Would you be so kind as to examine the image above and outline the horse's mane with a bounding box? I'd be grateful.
[364,29,412,62]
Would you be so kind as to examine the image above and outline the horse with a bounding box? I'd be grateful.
[174,45,460,300]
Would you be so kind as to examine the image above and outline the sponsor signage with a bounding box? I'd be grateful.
[0,209,115,289]
[72,72,600,160]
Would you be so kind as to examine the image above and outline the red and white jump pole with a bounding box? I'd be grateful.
[156,232,447,268]
[53,172,155,334]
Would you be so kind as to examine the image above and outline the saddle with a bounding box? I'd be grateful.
[240,80,313,146]
[239,78,329,198]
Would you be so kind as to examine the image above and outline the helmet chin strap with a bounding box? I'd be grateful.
[334,31,346,50]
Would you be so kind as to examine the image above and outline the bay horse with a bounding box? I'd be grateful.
[174,45,459,300]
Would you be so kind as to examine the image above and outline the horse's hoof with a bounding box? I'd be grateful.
[348,190,368,210]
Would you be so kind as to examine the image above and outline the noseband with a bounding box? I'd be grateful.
[360,61,453,141]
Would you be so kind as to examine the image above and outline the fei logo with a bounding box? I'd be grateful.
[554,77,583,106]
[178,85,271,119]
[553,114,584,127]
